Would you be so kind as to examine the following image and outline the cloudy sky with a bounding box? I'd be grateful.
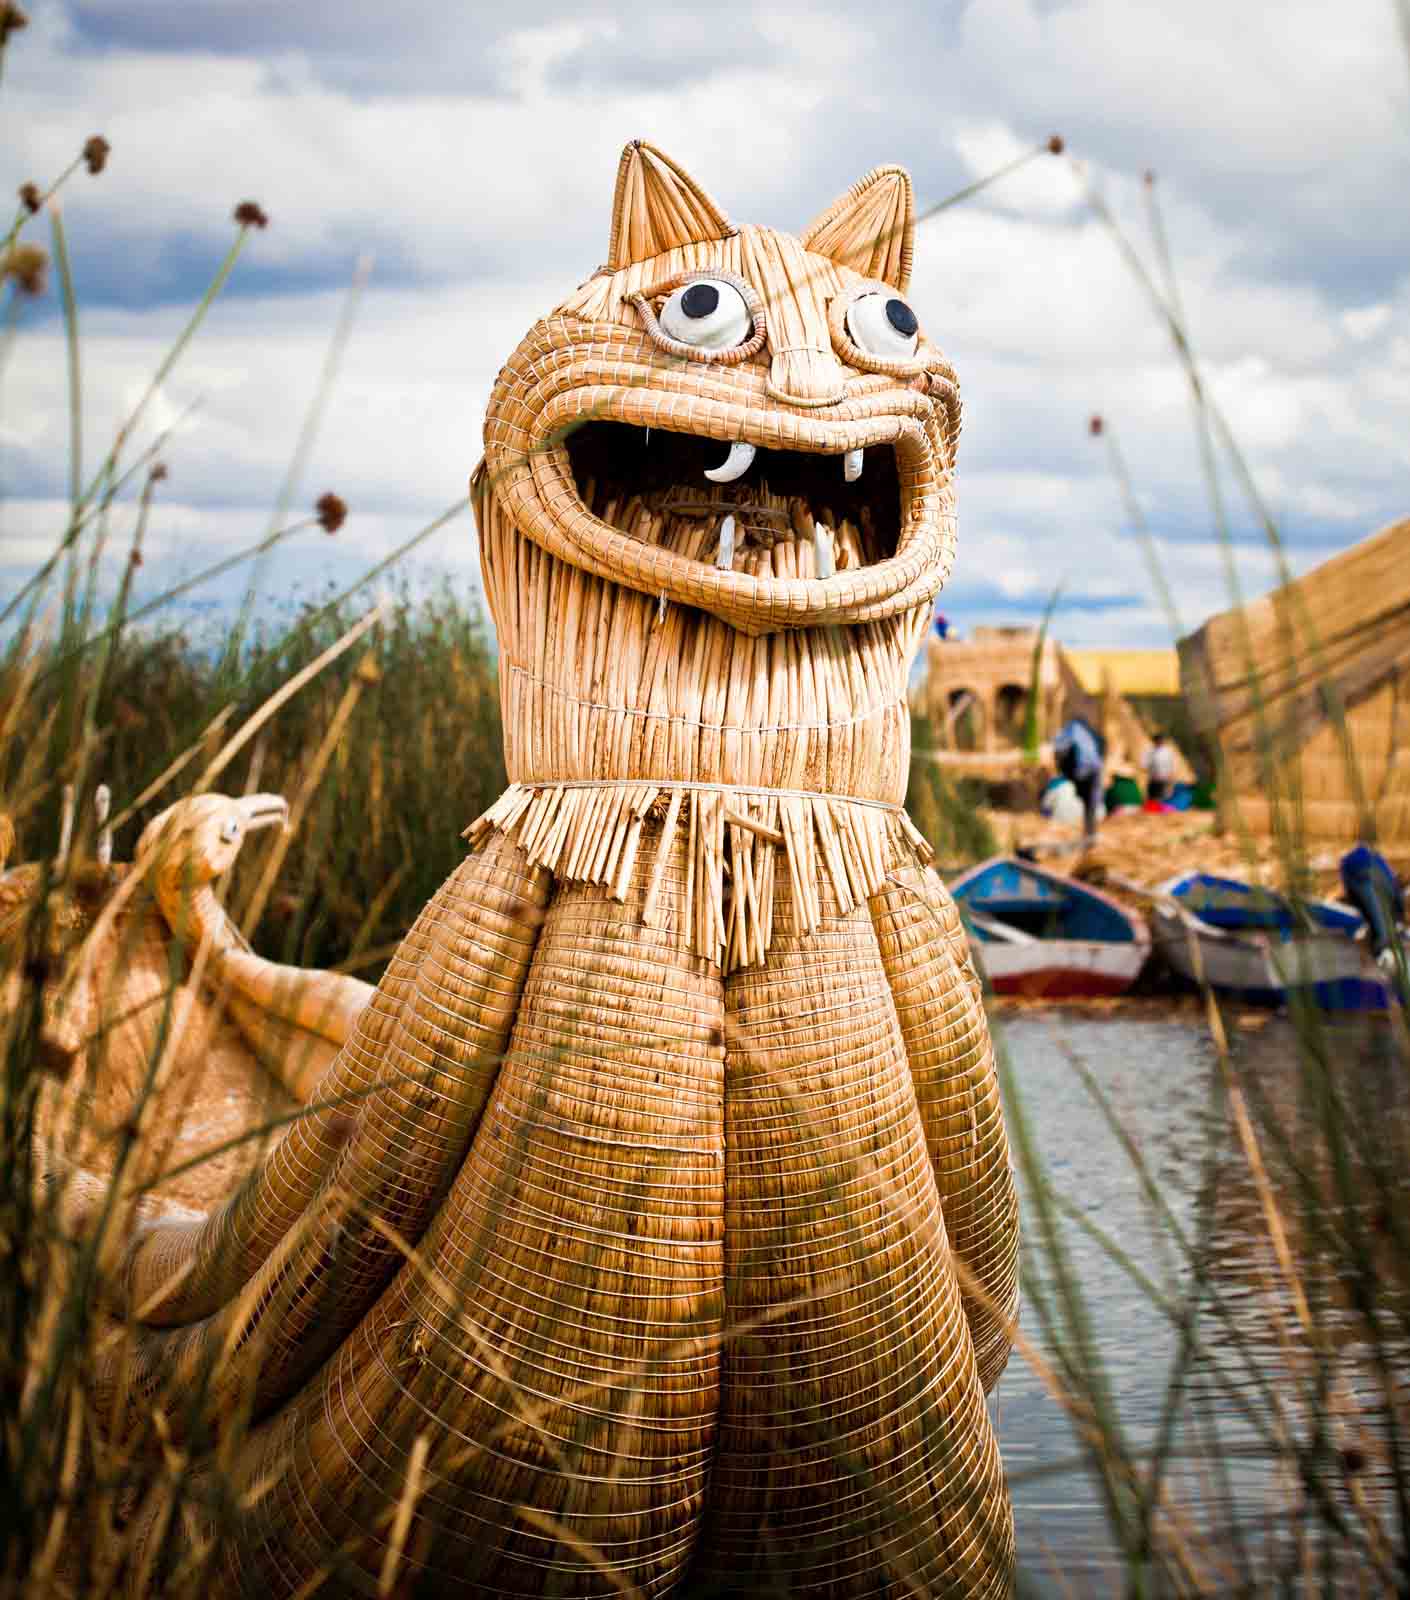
[2,0,1407,651]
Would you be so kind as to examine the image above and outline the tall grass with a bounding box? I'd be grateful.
[0,66,513,1594]
[906,715,999,866]
[3,589,503,973]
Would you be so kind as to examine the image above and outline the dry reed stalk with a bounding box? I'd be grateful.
[196,600,385,793]
[234,652,375,940]
[376,1434,429,1597]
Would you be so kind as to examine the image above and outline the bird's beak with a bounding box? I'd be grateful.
[237,794,290,834]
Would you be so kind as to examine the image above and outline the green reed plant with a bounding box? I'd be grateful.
[905,714,998,867]
[1022,583,1063,765]
[4,586,504,973]
[0,52,512,1589]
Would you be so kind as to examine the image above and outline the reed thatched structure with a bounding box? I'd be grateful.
[1179,515,1410,844]
[915,625,1179,783]
[56,141,1020,1598]
[914,625,1064,755]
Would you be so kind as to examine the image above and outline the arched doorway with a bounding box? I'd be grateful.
[947,687,985,752]
[995,683,1029,745]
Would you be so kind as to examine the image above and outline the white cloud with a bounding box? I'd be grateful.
[3,275,566,514]
[1,0,1406,651]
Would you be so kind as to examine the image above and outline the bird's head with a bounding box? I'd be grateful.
[137,793,289,905]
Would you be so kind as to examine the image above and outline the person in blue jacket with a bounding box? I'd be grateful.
[1053,717,1105,845]
[1340,843,1405,972]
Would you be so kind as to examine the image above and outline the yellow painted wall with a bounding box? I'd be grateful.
[1066,648,1180,697]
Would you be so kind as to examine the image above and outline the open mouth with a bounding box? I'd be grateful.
[564,420,903,579]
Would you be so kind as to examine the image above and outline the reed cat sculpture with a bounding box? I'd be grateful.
[91,142,1020,1598]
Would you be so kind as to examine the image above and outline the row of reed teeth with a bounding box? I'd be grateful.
[697,440,865,486]
[714,511,834,576]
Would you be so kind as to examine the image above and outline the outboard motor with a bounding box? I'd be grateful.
[1340,844,1405,970]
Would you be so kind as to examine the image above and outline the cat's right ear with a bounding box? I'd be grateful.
[606,141,735,269]
[801,166,915,292]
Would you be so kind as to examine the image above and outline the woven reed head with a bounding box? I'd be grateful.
[478,141,962,638]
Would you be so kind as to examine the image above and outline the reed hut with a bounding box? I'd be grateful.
[914,625,1064,756]
[916,625,1179,783]
[1178,516,1410,844]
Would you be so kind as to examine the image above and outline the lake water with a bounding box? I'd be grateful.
[992,1010,1410,1594]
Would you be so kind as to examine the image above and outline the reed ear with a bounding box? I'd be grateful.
[606,140,734,269]
[800,165,914,292]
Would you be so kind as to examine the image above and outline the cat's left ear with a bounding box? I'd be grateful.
[800,166,914,292]
[607,141,735,269]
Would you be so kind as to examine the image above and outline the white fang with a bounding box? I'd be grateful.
[704,441,756,483]
[814,524,836,579]
[716,513,736,571]
[843,448,863,482]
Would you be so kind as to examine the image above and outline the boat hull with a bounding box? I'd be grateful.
[949,856,1151,1000]
[977,940,1148,998]
[1152,880,1398,1012]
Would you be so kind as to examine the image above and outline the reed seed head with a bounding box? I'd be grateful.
[149,462,169,483]
[1,240,49,296]
[1047,134,1064,155]
[0,4,28,41]
[316,492,348,534]
[82,135,111,175]
[233,200,270,230]
[1088,414,1104,437]
[19,182,41,215]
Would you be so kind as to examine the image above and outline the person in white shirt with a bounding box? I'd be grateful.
[1144,731,1176,803]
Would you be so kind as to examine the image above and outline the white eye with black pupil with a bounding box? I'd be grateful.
[659,277,752,350]
[846,292,920,359]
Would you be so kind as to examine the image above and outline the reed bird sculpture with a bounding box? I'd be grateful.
[10,792,374,1220]
[135,792,373,1099]
[71,144,1021,1599]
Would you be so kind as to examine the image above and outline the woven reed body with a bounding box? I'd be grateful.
[117,638,1020,1594]
[194,825,1014,1598]
[96,147,1020,1599]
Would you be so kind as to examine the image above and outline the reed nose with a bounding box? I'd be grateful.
[766,345,846,408]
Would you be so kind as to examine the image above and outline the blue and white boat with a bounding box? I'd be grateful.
[1151,871,1396,1010]
[949,856,1150,997]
